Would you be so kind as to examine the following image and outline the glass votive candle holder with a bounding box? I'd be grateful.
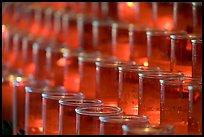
[78,54,117,98]
[45,44,68,86]
[12,74,34,135]
[191,38,202,79]
[42,91,84,135]
[63,50,90,92]
[4,30,16,70]
[118,65,160,115]
[129,25,150,66]
[12,32,28,72]
[92,19,113,56]
[78,14,96,52]
[122,124,175,135]
[61,13,80,50]
[191,2,202,34]
[21,35,36,76]
[111,22,131,61]
[58,98,103,135]
[2,71,24,124]
[32,39,49,81]
[75,106,123,135]
[170,33,201,77]
[160,77,202,135]
[117,2,138,24]
[188,78,202,135]
[95,61,135,107]
[99,115,150,135]
[173,2,193,33]
[146,30,187,71]
[151,2,174,30]
[138,71,184,125]
[24,81,58,135]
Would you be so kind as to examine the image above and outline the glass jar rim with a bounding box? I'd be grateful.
[96,61,135,68]
[78,55,117,63]
[99,115,149,123]
[118,65,160,72]
[138,71,184,79]
[75,106,122,116]
[25,80,54,93]
[146,29,169,36]
[122,124,175,135]
[160,76,202,86]
[59,98,103,107]
[191,38,202,44]
[42,92,84,100]
[170,34,201,40]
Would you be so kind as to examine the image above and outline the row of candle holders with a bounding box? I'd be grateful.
[2,70,202,135]
[2,2,202,34]
[2,2,202,135]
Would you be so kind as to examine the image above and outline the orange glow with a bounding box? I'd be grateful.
[143,61,149,67]
[39,127,43,132]
[2,25,6,32]
[56,58,66,67]
[127,2,134,8]
[2,24,7,40]
[24,63,35,75]
[64,74,80,92]
[160,17,174,31]
[105,102,117,107]
[186,43,192,51]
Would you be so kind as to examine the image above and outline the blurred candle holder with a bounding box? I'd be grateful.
[170,33,201,77]
[2,71,24,124]
[129,25,150,66]
[21,35,36,76]
[13,74,34,135]
[78,14,94,51]
[151,2,174,30]
[61,12,81,49]
[4,30,17,70]
[112,22,132,61]
[92,19,113,56]
[146,30,187,71]
[117,2,138,24]
[32,39,50,81]
[45,43,68,86]
[191,2,202,34]
[173,2,193,33]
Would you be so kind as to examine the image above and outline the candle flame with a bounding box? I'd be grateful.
[160,17,173,31]
[16,77,23,82]
[143,61,149,67]
[127,2,134,8]
[57,57,66,67]
[2,25,6,33]
[186,43,192,51]
[38,127,43,132]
